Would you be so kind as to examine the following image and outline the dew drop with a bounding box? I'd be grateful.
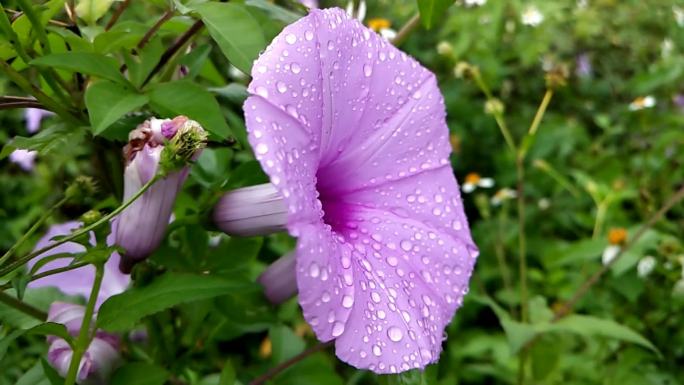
[387,326,403,342]
[305,30,314,41]
[285,33,297,44]
[363,63,373,77]
[255,86,269,97]
[255,143,269,155]
[332,321,345,337]
[276,81,287,93]
[400,240,413,251]
[342,295,354,308]
[372,344,382,356]
[291,63,302,74]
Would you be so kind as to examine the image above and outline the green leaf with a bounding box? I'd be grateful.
[148,80,231,139]
[85,80,148,135]
[194,2,266,74]
[269,325,305,364]
[97,272,252,331]
[416,0,452,29]
[0,322,71,361]
[40,358,64,385]
[1,126,86,159]
[31,52,126,83]
[111,363,169,385]
[218,360,236,385]
[75,0,117,25]
[15,361,50,385]
[553,315,660,355]
[245,0,301,24]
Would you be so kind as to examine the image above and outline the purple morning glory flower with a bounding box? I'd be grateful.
[9,149,38,171]
[47,302,121,384]
[242,8,478,373]
[115,116,206,273]
[28,221,130,308]
[24,107,53,134]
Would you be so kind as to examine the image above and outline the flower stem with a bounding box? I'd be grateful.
[391,13,420,47]
[0,291,47,320]
[0,196,68,267]
[554,184,684,319]
[470,70,517,153]
[248,342,332,385]
[0,176,159,278]
[63,263,104,385]
[528,89,553,136]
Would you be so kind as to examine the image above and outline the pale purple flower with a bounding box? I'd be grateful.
[9,149,37,171]
[242,8,478,373]
[575,53,592,78]
[673,94,684,112]
[25,108,53,134]
[214,183,288,236]
[257,253,297,304]
[115,116,205,273]
[300,0,318,9]
[28,221,130,308]
[46,302,120,385]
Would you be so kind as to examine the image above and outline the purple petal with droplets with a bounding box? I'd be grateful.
[244,7,478,373]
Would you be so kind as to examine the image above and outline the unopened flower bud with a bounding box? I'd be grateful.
[213,183,288,237]
[484,98,505,115]
[257,253,297,304]
[436,41,453,56]
[454,61,474,78]
[80,210,102,227]
[116,116,206,273]
[66,176,98,201]
[46,303,121,384]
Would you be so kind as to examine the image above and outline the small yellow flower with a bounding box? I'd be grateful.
[608,227,627,245]
[628,96,656,111]
[294,322,313,337]
[367,18,392,31]
[258,337,272,358]
[462,172,494,193]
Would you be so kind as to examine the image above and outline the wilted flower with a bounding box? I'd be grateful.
[521,6,544,27]
[461,172,494,193]
[115,116,206,273]
[46,303,120,384]
[28,221,130,307]
[463,0,487,7]
[214,183,288,236]
[637,255,656,278]
[628,96,656,111]
[491,188,517,206]
[602,227,627,266]
[238,8,478,373]
[9,149,38,171]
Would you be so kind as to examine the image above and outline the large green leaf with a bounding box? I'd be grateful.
[97,273,252,331]
[85,81,148,135]
[416,0,452,29]
[111,363,169,385]
[194,2,266,74]
[148,80,231,139]
[31,52,127,83]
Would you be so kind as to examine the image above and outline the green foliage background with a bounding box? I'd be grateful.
[1,0,683,384]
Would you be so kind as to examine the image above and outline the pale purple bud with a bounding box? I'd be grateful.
[9,149,37,171]
[213,183,288,237]
[575,53,592,78]
[673,94,684,112]
[257,253,297,304]
[46,303,120,384]
[48,337,120,384]
[24,108,53,134]
[115,117,205,273]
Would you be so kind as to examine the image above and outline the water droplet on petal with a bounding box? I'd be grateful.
[332,321,345,337]
[387,326,403,342]
[277,81,287,93]
[255,143,268,154]
[372,344,382,356]
[342,295,354,308]
[255,86,269,97]
[285,33,297,44]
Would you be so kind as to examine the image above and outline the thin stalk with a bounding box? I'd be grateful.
[0,196,68,267]
[0,291,47,320]
[3,8,71,27]
[515,156,528,385]
[0,261,90,292]
[495,206,515,315]
[0,176,159,278]
[471,71,517,152]
[592,201,608,239]
[0,60,80,125]
[138,10,173,50]
[63,263,103,385]
[141,20,204,87]
[249,342,332,385]
[554,184,684,319]
[15,0,73,105]
[105,0,130,30]
[528,89,553,135]
[391,13,420,47]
